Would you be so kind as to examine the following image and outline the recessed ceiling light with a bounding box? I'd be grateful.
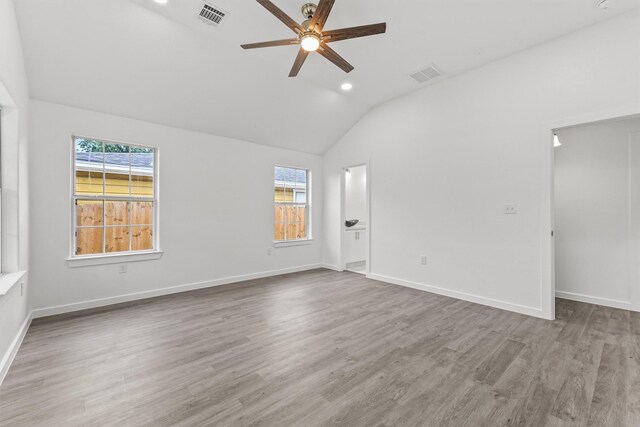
[341,83,353,91]
[154,0,168,4]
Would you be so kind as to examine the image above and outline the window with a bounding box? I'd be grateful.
[73,137,157,257]
[274,166,310,242]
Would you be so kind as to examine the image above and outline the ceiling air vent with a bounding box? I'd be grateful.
[409,64,443,84]
[199,3,228,27]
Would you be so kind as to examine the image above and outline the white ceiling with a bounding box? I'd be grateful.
[15,0,640,154]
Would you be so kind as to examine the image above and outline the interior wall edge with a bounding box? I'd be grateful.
[0,310,32,387]
[367,273,548,319]
[31,263,324,319]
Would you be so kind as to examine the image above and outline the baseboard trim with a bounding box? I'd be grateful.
[32,264,323,319]
[367,273,547,319]
[555,290,633,311]
[321,263,343,272]
[0,312,32,387]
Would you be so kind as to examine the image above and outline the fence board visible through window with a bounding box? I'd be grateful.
[274,166,309,241]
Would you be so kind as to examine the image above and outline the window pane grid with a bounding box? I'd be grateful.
[73,137,156,256]
[274,165,309,242]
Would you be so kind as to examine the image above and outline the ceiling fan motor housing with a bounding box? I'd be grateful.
[301,3,317,20]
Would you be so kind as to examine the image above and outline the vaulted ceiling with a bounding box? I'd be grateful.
[15,0,640,153]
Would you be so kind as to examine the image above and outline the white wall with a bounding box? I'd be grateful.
[0,0,31,381]
[554,118,640,310]
[345,165,367,224]
[29,100,323,313]
[323,11,640,319]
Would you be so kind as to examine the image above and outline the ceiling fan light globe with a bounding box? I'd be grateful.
[301,34,321,52]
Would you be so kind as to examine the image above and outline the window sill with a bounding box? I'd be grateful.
[273,239,314,248]
[66,251,163,268]
[0,271,27,297]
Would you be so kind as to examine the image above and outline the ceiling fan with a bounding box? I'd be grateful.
[241,0,386,77]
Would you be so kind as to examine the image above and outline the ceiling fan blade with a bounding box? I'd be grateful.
[241,38,299,49]
[289,48,310,77]
[256,0,304,34]
[317,44,354,73]
[308,0,335,32]
[322,23,387,43]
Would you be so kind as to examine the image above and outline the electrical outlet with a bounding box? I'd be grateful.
[504,204,518,215]
[119,264,128,274]
[267,248,272,256]
[420,255,428,265]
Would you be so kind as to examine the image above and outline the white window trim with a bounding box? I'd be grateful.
[66,250,163,268]
[70,136,160,264]
[274,166,312,244]
[273,239,314,248]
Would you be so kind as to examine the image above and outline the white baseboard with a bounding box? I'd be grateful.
[555,290,634,311]
[32,264,323,319]
[367,273,547,319]
[0,312,32,387]
[321,263,343,272]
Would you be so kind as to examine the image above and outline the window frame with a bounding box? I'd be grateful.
[70,135,159,260]
[274,165,312,244]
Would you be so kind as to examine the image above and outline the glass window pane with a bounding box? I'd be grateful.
[131,147,154,197]
[286,222,296,240]
[274,222,285,241]
[76,200,103,227]
[106,226,130,253]
[131,201,153,225]
[296,222,307,239]
[104,172,130,196]
[286,206,297,224]
[131,226,153,251]
[131,174,153,197]
[294,190,306,203]
[274,206,285,241]
[105,201,130,226]
[75,139,104,196]
[296,206,306,223]
[295,169,307,189]
[105,145,130,196]
[286,188,295,202]
[76,227,103,255]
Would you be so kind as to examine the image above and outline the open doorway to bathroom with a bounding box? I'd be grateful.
[342,165,368,274]
[553,115,640,313]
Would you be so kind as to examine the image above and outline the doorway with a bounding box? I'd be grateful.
[552,115,640,313]
[342,164,368,274]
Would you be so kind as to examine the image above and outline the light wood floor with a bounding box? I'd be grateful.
[1,269,638,426]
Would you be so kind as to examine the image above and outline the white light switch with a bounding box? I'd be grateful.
[504,204,518,214]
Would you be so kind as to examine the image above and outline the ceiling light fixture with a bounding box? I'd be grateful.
[154,0,168,4]
[341,83,353,91]
[554,134,562,147]
[300,34,321,52]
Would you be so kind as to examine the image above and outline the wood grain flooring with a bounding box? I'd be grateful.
[1,269,638,426]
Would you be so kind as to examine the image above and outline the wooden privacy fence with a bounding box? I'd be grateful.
[274,205,307,240]
[76,201,153,255]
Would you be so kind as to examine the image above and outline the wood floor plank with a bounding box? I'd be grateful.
[0,271,637,426]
